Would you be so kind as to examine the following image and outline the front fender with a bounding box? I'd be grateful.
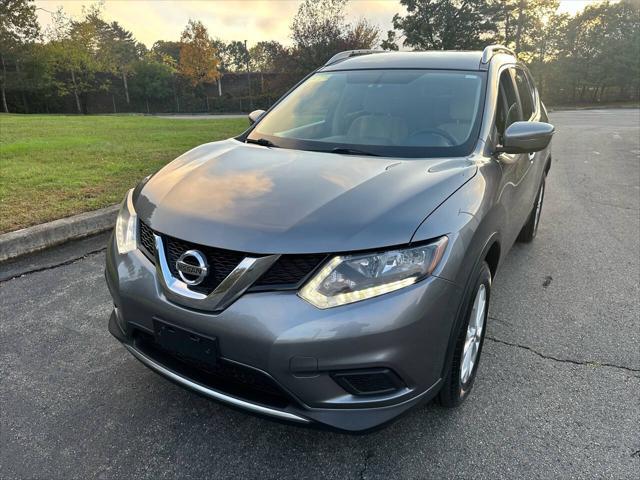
[411,160,505,287]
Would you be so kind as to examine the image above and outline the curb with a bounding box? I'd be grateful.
[547,104,639,112]
[0,205,119,262]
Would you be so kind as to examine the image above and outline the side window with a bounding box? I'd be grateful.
[496,69,521,137]
[514,69,534,120]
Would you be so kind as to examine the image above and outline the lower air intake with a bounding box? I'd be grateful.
[332,368,405,396]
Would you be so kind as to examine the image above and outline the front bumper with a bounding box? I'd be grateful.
[106,235,462,431]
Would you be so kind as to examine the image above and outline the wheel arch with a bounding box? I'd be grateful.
[544,154,552,175]
[439,231,501,380]
[484,240,501,280]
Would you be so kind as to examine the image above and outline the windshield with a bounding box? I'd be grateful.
[247,69,486,158]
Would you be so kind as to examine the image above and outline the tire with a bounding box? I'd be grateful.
[518,173,546,243]
[438,261,491,408]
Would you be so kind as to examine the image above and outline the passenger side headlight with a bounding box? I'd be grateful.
[299,237,448,309]
[115,189,138,255]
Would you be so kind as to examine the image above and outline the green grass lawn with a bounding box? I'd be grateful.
[0,114,246,233]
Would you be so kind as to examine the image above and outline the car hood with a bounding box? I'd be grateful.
[135,139,476,254]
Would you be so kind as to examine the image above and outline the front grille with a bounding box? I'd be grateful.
[134,329,293,409]
[138,220,326,295]
[139,220,156,259]
[254,254,327,288]
[164,234,248,294]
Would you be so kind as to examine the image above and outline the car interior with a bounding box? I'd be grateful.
[260,70,484,149]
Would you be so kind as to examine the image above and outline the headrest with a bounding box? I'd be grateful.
[363,86,406,116]
[449,95,476,121]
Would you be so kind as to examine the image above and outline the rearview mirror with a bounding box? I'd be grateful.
[497,121,555,154]
[248,109,266,125]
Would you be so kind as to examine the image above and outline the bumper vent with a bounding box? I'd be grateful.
[332,368,405,396]
[138,220,326,294]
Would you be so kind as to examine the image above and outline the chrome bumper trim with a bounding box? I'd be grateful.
[124,344,310,424]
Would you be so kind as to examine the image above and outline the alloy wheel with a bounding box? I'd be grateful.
[460,284,487,384]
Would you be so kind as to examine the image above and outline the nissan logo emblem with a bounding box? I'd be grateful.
[175,250,209,285]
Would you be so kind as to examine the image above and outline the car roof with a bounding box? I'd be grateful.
[319,50,513,72]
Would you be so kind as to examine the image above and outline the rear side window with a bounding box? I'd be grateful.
[514,69,534,120]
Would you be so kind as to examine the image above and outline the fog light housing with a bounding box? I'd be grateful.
[331,368,405,396]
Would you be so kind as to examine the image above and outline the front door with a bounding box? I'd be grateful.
[494,67,532,247]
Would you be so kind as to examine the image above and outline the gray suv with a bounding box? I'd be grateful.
[106,46,554,432]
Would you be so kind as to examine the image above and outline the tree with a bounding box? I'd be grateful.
[290,0,380,71]
[178,20,220,109]
[178,20,219,86]
[523,11,570,97]
[130,57,172,113]
[382,0,499,51]
[151,40,182,110]
[249,40,296,96]
[0,0,637,113]
[493,0,559,54]
[45,8,97,113]
[151,40,181,64]
[250,41,287,73]
[562,0,640,102]
[209,39,229,96]
[601,0,640,100]
[0,0,40,112]
[341,19,380,51]
[98,21,144,105]
[225,40,250,72]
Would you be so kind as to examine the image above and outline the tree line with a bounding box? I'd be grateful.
[1,0,638,115]
[382,0,639,105]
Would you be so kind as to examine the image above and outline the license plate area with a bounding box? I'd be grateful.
[153,319,218,367]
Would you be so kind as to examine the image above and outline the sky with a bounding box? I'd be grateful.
[34,0,606,48]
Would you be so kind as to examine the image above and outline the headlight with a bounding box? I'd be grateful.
[115,188,138,254]
[299,236,448,309]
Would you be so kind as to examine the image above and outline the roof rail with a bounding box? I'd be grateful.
[324,49,383,67]
[480,45,516,65]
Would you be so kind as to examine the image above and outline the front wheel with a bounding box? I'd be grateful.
[518,173,546,243]
[438,262,491,408]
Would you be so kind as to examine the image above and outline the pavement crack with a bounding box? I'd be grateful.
[484,333,640,375]
[0,247,106,284]
[582,196,639,211]
[358,449,374,480]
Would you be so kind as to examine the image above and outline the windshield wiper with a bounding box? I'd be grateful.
[246,137,278,147]
[328,147,380,157]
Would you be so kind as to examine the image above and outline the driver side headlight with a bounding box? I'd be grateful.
[115,188,138,255]
[299,236,448,309]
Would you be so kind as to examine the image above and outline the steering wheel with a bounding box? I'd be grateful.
[407,128,457,146]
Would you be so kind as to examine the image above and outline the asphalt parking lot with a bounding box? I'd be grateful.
[1,109,638,479]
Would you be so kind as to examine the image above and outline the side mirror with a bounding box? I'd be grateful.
[497,121,555,154]
[248,109,266,125]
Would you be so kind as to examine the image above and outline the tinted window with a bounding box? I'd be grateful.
[248,70,486,158]
[496,69,521,136]
[514,69,534,119]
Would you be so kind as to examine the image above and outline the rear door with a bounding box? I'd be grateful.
[512,67,543,214]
